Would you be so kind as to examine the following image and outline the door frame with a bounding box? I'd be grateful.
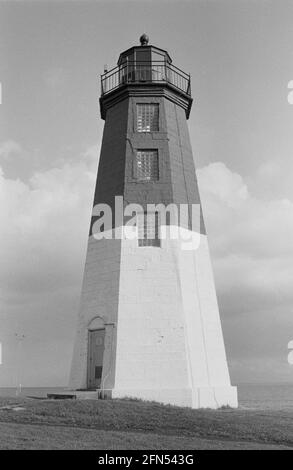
[87,328,105,390]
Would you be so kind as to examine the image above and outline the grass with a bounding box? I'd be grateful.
[0,396,292,449]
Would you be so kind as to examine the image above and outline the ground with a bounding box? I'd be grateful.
[0,397,292,450]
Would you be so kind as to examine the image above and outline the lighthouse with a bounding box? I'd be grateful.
[69,35,237,408]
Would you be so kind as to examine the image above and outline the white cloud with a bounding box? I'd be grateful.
[0,141,101,386]
[197,161,293,382]
[0,142,99,295]
[198,162,248,207]
[0,140,22,161]
[198,161,293,264]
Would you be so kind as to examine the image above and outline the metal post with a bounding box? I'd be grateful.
[15,333,25,397]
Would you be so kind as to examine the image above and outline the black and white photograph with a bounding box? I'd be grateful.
[0,0,292,455]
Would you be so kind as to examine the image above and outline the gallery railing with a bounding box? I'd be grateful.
[101,61,191,96]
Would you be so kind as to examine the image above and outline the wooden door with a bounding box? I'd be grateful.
[87,329,105,389]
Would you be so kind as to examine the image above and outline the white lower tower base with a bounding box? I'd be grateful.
[69,227,238,409]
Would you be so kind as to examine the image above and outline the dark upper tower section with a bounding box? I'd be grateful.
[100,35,192,120]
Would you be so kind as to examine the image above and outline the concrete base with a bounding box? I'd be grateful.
[104,386,238,409]
[68,390,101,400]
[46,390,101,400]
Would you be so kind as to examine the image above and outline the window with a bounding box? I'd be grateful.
[137,104,159,132]
[136,150,159,181]
[138,212,160,247]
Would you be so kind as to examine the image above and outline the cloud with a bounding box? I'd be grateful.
[0,140,22,161]
[197,162,293,382]
[198,162,293,286]
[0,142,99,295]
[0,141,101,386]
[198,162,249,207]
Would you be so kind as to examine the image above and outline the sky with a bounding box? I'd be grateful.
[0,0,293,387]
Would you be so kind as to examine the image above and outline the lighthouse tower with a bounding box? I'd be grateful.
[69,35,237,408]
